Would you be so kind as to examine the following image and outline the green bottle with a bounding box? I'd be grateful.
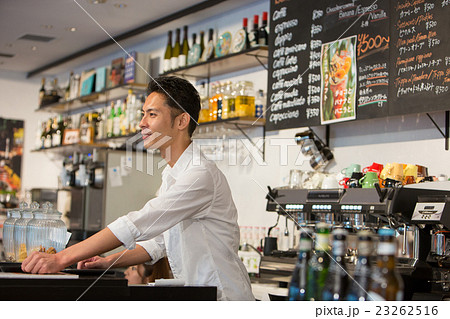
[171,28,180,70]
[163,31,172,73]
[107,102,115,138]
[288,228,313,301]
[306,222,331,301]
[178,25,189,68]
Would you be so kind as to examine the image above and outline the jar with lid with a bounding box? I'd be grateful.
[235,81,255,117]
[3,208,21,261]
[26,202,67,255]
[13,202,37,262]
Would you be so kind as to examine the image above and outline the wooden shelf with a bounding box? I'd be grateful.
[161,46,268,79]
[35,83,148,114]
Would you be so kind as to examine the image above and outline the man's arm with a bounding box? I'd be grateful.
[78,244,152,269]
[22,228,122,274]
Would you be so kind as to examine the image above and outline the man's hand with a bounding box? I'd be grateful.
[77,256,111,269]
[21,251,65,274]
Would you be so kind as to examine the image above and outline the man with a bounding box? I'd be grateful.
[22,76,254,301]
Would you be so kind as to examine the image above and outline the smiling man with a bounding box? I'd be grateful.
[21,76,254,301]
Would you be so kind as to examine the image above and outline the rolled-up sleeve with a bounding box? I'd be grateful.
[137,235,166,265]
[107,166,215,248]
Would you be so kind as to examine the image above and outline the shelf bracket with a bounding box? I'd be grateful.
[426,111,449,151]
[233,123,266,161]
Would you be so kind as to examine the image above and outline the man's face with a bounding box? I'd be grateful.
[139,92,178,150]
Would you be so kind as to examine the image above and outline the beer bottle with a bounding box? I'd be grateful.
[306,222,331,301]
[322,228,349,301]
[346,230,373,301]
[367,228,404,301]
[288,227,313,301]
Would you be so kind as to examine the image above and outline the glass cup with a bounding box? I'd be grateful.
[289,169,302,189]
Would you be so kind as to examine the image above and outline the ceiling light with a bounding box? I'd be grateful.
[114,3,127,8]
[31,46,37,51]
[89,0,107,4]
[65,27,77,32]
[41,24,53,29]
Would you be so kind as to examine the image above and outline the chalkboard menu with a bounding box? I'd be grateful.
[266,0,450,131]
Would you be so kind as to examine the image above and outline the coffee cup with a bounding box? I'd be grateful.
[263,237,278,256]
[341,164,361,178]
[347,172,363,188]
[416,165,428,177]
[403,175,415,185]
[380,162,403,181]
[322,175,339,189]
[339,177,350,189]
[362,162,384,176]
[359,171,379,188]
[382,178,402,188]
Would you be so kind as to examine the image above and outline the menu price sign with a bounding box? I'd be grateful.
[389,0,450,115]
[266,0,391,131]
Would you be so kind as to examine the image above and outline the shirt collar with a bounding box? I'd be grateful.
[162,142,193,180]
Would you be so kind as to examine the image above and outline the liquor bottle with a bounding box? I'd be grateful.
[228,82,237,118]
[44,118,53,148]
[322,229,349,301]
[107,101,115,138]
[258,11,269,46]
[65,72,73,101]
[126,89,136,133]
[38,77,46,106]
[96,109,105,140]
[288,228,313,301]
[51,78,60,97]
[306,222,330,301]
[171,28,181,70]
[199,30,205,58]
[52,116,64,147]
[209,83,218,121]
[163,30,172,73]
[120,98,128,136]
[367,228,404,301]
[113,100,122,137]
[248,15,259,48]
[198,82,209,123]
[346,231,373,301]
[221,81,232,120]
[179,25,189,68]
[242,18,251,50]
[206,28,215,61]
[255,89,266,118]
[216,83,223,120]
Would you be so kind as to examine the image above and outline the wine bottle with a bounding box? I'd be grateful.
[258,11,268,46]
[171,28,181,70]
[288,228,313,301]
[367,228,404,301]
[39,77,46,106]
[51,116,62,147]
[44,119,53,148]
[113,100,122,137]
[163,31,172,73]
[322,229,349,301]
[248,15,259,48]
[199,30,205,59]
[51,78,60,97]
[306,222,330,301]
[107,101,115,138]
[192,33,197,47]
[65,72,73,101]
[243,18,250,50]
[346,231,373,301]
[179,25,189,68]
[205,28,215,61]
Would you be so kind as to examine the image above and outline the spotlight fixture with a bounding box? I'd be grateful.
[295,129,334,170]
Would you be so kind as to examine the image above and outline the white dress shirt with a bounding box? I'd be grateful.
[108,143,254,300]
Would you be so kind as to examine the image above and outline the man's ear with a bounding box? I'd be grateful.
[178,112,190,131]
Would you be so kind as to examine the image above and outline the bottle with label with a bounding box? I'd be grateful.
[306,222,330,301]
[209,83,218,121]
[367,228,404,301]
[198,82,210,123]
[106,101,115,138]
[288,228,313,301]
[44,119,53,148]
[204,28,215,61]
[113,100,122,137]
[65,72,73,101]
[255,89,266,118]
[51,78,60,97]
[221,81,232,120]
[96,109,105,140]
[38,77,46,106]
[258,11,269,46]
[248,15,259,48]
[171,28,181,70]
[80,113,94,144]
[346,231,373,301]
[242,18,251,50]
[235,81,255,117]
[322,229,349,301]
[163,30,172,73]
[216,83,223,120]
[120,98,128,136]
[52,115,64,147]
[179,25,189,68]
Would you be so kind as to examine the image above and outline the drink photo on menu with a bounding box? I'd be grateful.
[320,36,357,124]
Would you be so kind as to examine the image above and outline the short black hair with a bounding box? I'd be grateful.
[147,76,200,137]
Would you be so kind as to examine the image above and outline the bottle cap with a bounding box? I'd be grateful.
[243,17,248,27]
[254,15,259,24]
[262,11,268,20]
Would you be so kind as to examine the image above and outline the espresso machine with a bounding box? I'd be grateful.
[265,181,450,299]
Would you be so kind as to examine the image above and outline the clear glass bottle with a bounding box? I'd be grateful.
[13,202,36,262]
[209,83,218,121]
[367,228,404,301]
[288,227,313,301]
[346,230,373,301]
[306,222,331,301]
[3,208,21,261]
[235,81,255,117]
[322,228,349,301]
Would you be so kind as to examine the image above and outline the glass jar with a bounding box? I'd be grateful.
[235,81,255,117]
[13,202,37,262]
[26,202,67,255]
[3,208,21,261]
